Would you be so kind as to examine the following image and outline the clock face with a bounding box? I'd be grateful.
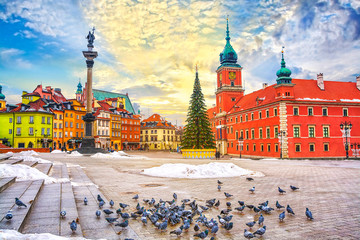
[229,71,236,80]
[219,74,222,82]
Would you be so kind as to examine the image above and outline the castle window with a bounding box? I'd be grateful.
[245,114,248,121]
[323,126,329,137]
[267,144,271,152]
[259,111,262,119]
[231,81,234,86]
[293,107,299,116]
[309,143,315,152]
[274,108,278,116]
[324,143,329,151]
[261,144,264,152]
[259,128,263,139]
[251,113,254,121]
[295,144,301,152]
[231,97,236,102]
[266,110,269,118]
[322,108,328,116]
[251,129,255,139]
[275,144,279,152]
[293,126,300,138]
[253,144,256,151]
[308,107,313,116]
[308,126,315,138]
[343,108,348,117]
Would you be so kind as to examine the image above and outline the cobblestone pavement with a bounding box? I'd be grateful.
[42,151,360,240]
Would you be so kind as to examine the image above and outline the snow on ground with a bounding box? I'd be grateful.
[51,150,63,153]
[142,162,264,178]
[0,164,69,184]
[17,150,39,156]
[68,151,83,157]
[10,155,52,164]
[0,229,103,240]
[91,151,149,159]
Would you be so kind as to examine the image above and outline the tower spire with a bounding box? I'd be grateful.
[226,15,230,42]
[276,46,292,84]
[281,46,286,68]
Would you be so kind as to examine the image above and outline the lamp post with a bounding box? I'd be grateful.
[350,142,360,159]
[238,136,244,159]
[278,131,286,159]
[340,121,352,159]
[35,130,37,148]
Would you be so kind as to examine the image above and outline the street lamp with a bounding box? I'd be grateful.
[350,142,360,159]
[340,121,352,159]
[278,131,286,159]
[238,137,244,159]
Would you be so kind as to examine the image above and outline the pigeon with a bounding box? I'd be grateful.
[109,200,114,208]
[246,204,255,209]
[194,223,200,231]
[116,208,122,215]
[119,203,129,209]
[224,192,233,198]
[253,226,266,237]
[226,202,231,208]
[15,198,27,208]
[305,208,313,220]
[290,185,299,191]
[214,200,220,207]
[99,200,105,208]
[246,177,254,181]
[278,187,286,194]
[218,185,221,191]
[170,225,184,236]
[84,197,88,205]
[96,210,101,218]
[217,180,223,185]
[60,210,66,218]
[238,201,245,206]
[173,193,177,200]
[253,207,261,214]
[97,194,104,202]
[120,212,130,220]
[5,211,12,220]
[222,222,233,230]
[103,209,114,215]
[158,220,168,231]
[244,229,255,239]
[279,211,285,221]
[132,194,139,200]
[194,229,209,239]
[70,220,77,232]
[276,200,284,210]
[249,187,255,193]
[286,205,295,215]
[141,215,147,225]
[259,200,268,207]
[235,205,245,212]
[211,224,219,233]
[131,213,139,219]
[183,219,191,231]
[258,214,264,225]
[105,218,118,223]
[115,220,129,229]
[246,221,256,228]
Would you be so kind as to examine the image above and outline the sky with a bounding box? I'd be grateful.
[0,0,359,125]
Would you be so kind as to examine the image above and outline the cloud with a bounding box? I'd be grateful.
[14,30,37,38]
[0,48,32,69]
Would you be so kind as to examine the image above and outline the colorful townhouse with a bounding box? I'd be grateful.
[0,98,53,148]
[140,114,177,151]
[207,20,360,159]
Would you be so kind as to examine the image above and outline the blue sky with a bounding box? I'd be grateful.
[0,0,359,125]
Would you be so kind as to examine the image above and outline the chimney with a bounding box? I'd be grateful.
[317,73,324,90]
[46,86,52,92]
[262,83,268,89]
[357,75,360,90]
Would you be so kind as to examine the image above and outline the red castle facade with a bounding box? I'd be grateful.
[208,20,360,159]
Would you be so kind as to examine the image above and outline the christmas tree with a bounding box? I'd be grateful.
[181,68,216,149]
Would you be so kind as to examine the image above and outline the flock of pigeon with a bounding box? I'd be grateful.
[8,177,313,239]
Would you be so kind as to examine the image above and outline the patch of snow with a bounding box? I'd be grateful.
[91,151,148,159]
[51,150,63,153]
[340,99,360,102]
[0,152,14,158]
[10,155,51,164]
[68,151,83,157]
[0,229,103,240]
[18,150,39,156]
[296,98,336,102]
[71,182,98,188]
[0,164,69,184]
[142,162,264,178]
[260,158,279,161]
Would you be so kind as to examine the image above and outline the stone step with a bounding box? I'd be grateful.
[68,165,140,240]
[0,179,44,231]
[16,161,38,168]
[34,163,53,175]
[0,177,16,193]
[0,158,23,165]
[0,154,11,161]
[21,164,82,237]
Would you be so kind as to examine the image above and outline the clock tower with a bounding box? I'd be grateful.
[215,18,244,114]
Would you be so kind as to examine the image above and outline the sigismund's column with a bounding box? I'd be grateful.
[81,28,98,147]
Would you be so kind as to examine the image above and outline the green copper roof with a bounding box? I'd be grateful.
[276,47,292,84]
[219,18,240,67]
[0,85,5,100]
[76,82,82,94]
[93,89,135,114]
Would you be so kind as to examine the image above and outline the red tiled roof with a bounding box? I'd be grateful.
[0,143,10,148]
[143,113,162,122]
[227,79,360,114]
[98,101,112,112]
